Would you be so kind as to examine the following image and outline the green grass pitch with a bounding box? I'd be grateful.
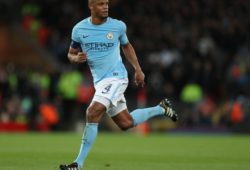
[0,132,250,170]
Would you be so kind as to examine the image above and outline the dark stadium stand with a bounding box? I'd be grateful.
[0,0,249,132]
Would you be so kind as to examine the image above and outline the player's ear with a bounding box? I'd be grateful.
[89,5,94,10]
[88,0,95,9]
[88,0,92,9]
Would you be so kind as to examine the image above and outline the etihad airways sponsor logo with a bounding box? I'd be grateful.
[84,42,114,51]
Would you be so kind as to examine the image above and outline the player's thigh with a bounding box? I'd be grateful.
[87,101,107,122]
[111,109,134,130]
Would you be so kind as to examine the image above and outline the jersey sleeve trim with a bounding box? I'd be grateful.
[70,40,81,49]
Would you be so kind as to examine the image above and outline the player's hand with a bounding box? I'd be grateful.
[134,69,145,87]
[76,52,87,63]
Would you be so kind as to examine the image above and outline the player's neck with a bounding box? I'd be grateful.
[90,16,107,25]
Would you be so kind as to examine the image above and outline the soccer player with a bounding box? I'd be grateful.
[59,0,178,169]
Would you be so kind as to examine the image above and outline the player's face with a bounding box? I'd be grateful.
[90,0,109,19]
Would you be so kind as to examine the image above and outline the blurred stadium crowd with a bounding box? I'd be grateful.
[0,0,249,132]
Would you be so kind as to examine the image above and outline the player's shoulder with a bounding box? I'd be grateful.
[73,18,89,30]
[108,17,126,29]
[109,17,126,25]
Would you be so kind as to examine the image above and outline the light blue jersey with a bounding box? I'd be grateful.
[71,17,129,84]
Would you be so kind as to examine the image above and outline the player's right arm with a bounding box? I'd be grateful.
[67,46,87,63]
[68,24,87,63]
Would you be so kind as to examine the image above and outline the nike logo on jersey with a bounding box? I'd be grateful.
[83,35,89,38]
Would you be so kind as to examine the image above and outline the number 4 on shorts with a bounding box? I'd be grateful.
[102,84,112,94]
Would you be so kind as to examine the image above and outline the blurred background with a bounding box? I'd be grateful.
[0,0,249,133]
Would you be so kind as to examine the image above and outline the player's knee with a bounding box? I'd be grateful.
[86,106,105,123]
[118,120,134,131]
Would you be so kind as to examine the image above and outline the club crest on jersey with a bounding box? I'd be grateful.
[106,32,114,40]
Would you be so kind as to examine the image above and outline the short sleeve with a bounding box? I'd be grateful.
[71,26,80,43]
[119,21,129,45]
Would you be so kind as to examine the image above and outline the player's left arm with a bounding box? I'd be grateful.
[122,43,145,87]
